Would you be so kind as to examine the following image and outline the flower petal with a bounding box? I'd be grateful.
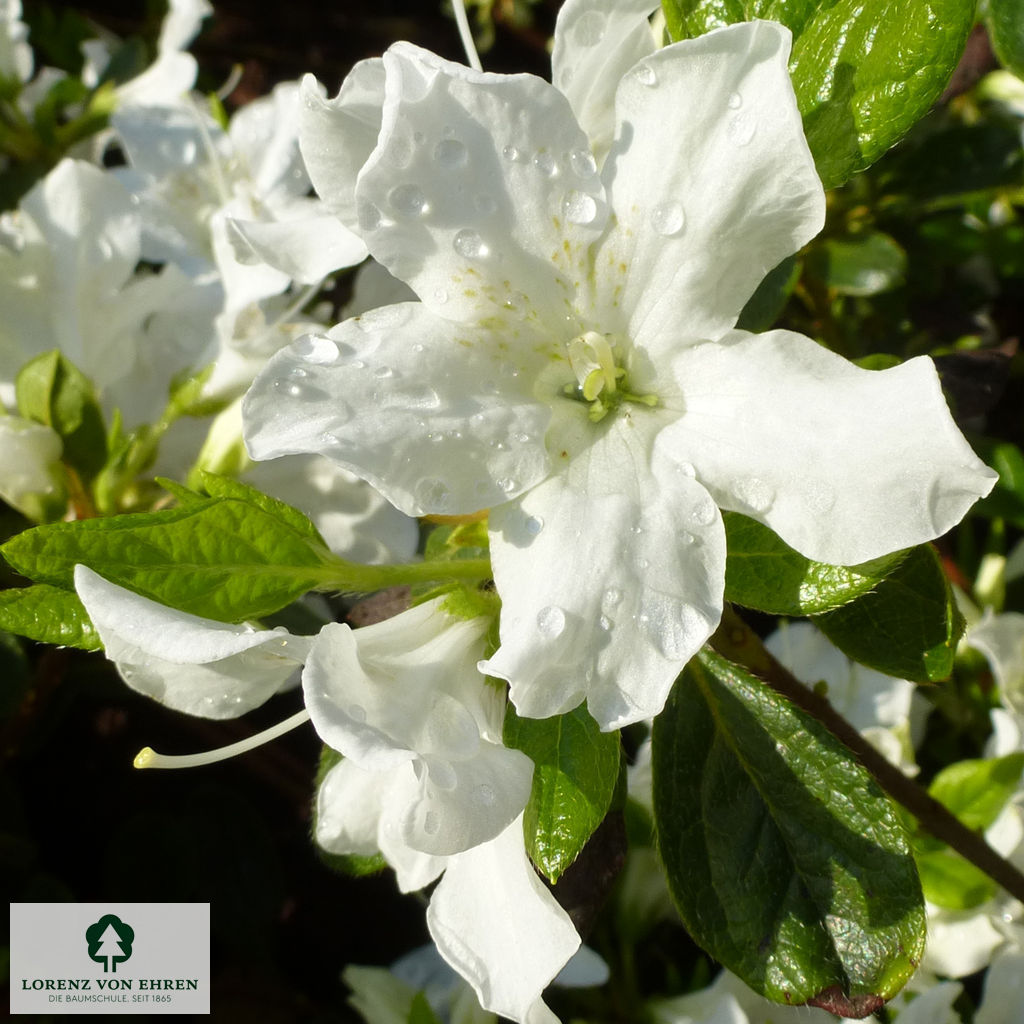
[75,565,308,718]
[301,602,489,770]
[399,741,533,857]
[597,21,825,346]
[484,422,725,730]
[427,815,580,1024]
[551,0,659,161]
[243,304,553,515]
[969,611,1024,715]
[356,42,607,324]
[656,330,997,565]
[315,757,387,857]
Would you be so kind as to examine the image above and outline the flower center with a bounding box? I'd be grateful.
[563,331,658,422]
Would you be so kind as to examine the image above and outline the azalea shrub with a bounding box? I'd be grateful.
[3,0,1024,1021]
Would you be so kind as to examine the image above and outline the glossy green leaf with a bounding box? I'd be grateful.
[736,255,801,332]
[814,545,963,682]
[15,350,107,480]
[805,232,906,296]
[504,704,621,882]
[652,649,925,1012]
[1,498,338,623]
[986,0,1024,80]
[723,512,906,616]
[662,0,975,189]
[197,471,326,544]
[912,755,1024,910]
[929,753,1024,832]
[0,584,100,651]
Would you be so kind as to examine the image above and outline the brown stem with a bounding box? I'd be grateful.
[711,607,1024,905]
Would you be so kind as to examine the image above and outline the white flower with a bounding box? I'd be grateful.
[0,0,32,83]
[306,599,579,1023]
[74,565,312,719]
[0,415,63,519]
[244,21,995,731]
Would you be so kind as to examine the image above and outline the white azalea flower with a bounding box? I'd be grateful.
[0,415,63,519]
[0,0,32,83]
[307,599,579,1023]
[0,158,206,425]
[244,21,995,731]
[75,565,313,719]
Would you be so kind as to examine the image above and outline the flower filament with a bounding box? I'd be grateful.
[563,331,658,422]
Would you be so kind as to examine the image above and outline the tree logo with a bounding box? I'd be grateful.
[85,914,135,973]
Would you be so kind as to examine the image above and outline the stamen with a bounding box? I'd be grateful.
[134,709,311,769]
[452,0,483,73]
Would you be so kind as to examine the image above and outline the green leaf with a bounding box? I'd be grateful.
[736,255,801,332]
[805,232,906,296]
[814,545,963,682]
[0,584,100,651]
[503,704,621,883]
[986,0,1024,80]
[723,512,906,616]
[652,649,925,1011]
[912,754,1024,910]
[972,439,1024,527]
[15,351,107,480]
[928,753,1024,832]
[197,471,326,544]
[407,992,443,1024]
[662,0,975,189]
[1,498,337,623]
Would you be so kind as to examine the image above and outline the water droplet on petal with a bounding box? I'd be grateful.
[677,461,697,478]
[348,704,367,723]
[571,9,606,46]
[357,201,382,231]
[603,588,623,609]
[599,615,613,632]
[415,477,452,511]
[631,63,658,87]
[563,190,598,226]
[294,335,339,364]
[537,605,566,639]
[727,113,756,146]
[650,202,685,237]
[289,366,308,378]
[423,810,440,836]
[525,515,544,535]
[679,531,695,546]
[735,477,774,513]
[691,496,717,526]
[728,91,743,110]
[388,183,430,217]
[568,149,598,178]
[533,151,558,177]
[453,229,489,259]
[497,477,518,495]
[432,287,449,305]
[373,365,394,379]
[286,383,304,397]
[434,138,469,169]
[502,145,522,162]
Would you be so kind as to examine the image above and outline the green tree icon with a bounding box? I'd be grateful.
[85,914,134,973]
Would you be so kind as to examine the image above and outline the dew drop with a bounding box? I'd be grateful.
[415,477,452,510]
[475,193,497,216]
[602,588,623,609]
[433,287,449,305]
[563,190,598,226]
[735,476,774,513]
[636,557,650,570]
[650,202,685,237]
[497,477,518,495]
[599,615,613,632]
[727,114,757,147]
[357,201,382,231]
[537,605,567,639]
[691,496,717,526]
[388,183,430,217]
[568,149,598,178]
[373,365,394,379]
[533,151,558,177]
[502,145,522,162]
[434,138,469,169]
[423,810,440,836]
[289,366,308,378]
[294,335,339,364]
[677,461,697,478]
[679,531,695,546]
[525,515,544,536]
[348,704,367,723]
[728,91,743,110]
[631,63,658,87]
[571,9,606,46]
[286,383,304,397]
[475,783,496,806]
[453,229,489,259]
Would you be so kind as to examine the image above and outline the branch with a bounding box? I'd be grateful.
[711,606,1024,905]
